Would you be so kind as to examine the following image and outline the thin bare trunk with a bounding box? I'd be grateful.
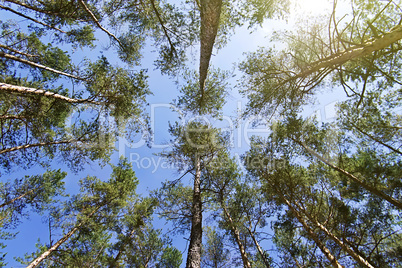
[293,202,376,268]
[26,201,105,268]
[0,115,25,120]
[350,122,402,156]
[149,0,176,53]
[186,156,203,268]
[78,0,122,48]
[0,83,102,105]
[26,225,81,268]
[293,138,402,209]
[199,0,222,105]
[279,196,344,268]
[0,189,35,208]
[0,44,38,58]
[221,206,251,268]
[3,0,89,22]
[246,226,270,268]
[0,139,80,154]
[0,52,86,81]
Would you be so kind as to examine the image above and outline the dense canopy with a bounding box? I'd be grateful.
[0,0,401,267]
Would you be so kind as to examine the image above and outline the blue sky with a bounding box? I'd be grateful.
[0,0,349,266]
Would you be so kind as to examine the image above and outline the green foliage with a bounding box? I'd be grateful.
[174,68,230,117]
[201,227,231,268]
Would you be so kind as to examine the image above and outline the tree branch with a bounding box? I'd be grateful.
[0,44,38,58]
[0,52,86,81]
[0,4,66,34]
[0,83,102,105]
[78,0,123,48]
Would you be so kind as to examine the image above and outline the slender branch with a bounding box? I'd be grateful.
[78,0,123,48]
[3,0,89,22]
[349,122,402,156]
[0,188,35,208]
[149,0,176,53]
[0,52,86,81]
[291,25,402,83]
[0,83,102,105]
[292,138,402,209]
[0,44,39,58]
[0,115,25,120]
[0,139,81,155]
[0,4,66,33]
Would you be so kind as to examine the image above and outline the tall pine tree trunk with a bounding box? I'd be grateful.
[222,206,252,268]
[186,156,203,268]
[247,226,270,268]
[278,194,344,268]
[293,201,376,268]
[199,0,222,105]
[26,225,81,268]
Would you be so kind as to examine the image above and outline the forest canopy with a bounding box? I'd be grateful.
[0,0,401,267]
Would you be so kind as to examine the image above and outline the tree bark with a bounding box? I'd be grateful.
[293,138,402,209]
[0,139,80,155]
[199,0,222,105]
[246,226,270,268]
[0,83,102,105]
[290,25,402,83]
[0,52,86,81]
[221,206,252,268]
[279,195,344,268]
[186,156,203,268]
[293,201,376,268]
[26,225,81,268]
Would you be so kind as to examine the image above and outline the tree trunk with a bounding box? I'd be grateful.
[293,138,402,209]
[0,83,102,105]
[221,206,252,268]
[186,156,203,268]
[26,224,81,268]
[247,226,270,268]
[199,0,222,104]
[0,139,80,155]
[26,203,103,268]
[279,195,344,268]
[293,202,376,268]
[290,25,402,83]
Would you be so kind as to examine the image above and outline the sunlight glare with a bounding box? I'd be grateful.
[292,0,333,16]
